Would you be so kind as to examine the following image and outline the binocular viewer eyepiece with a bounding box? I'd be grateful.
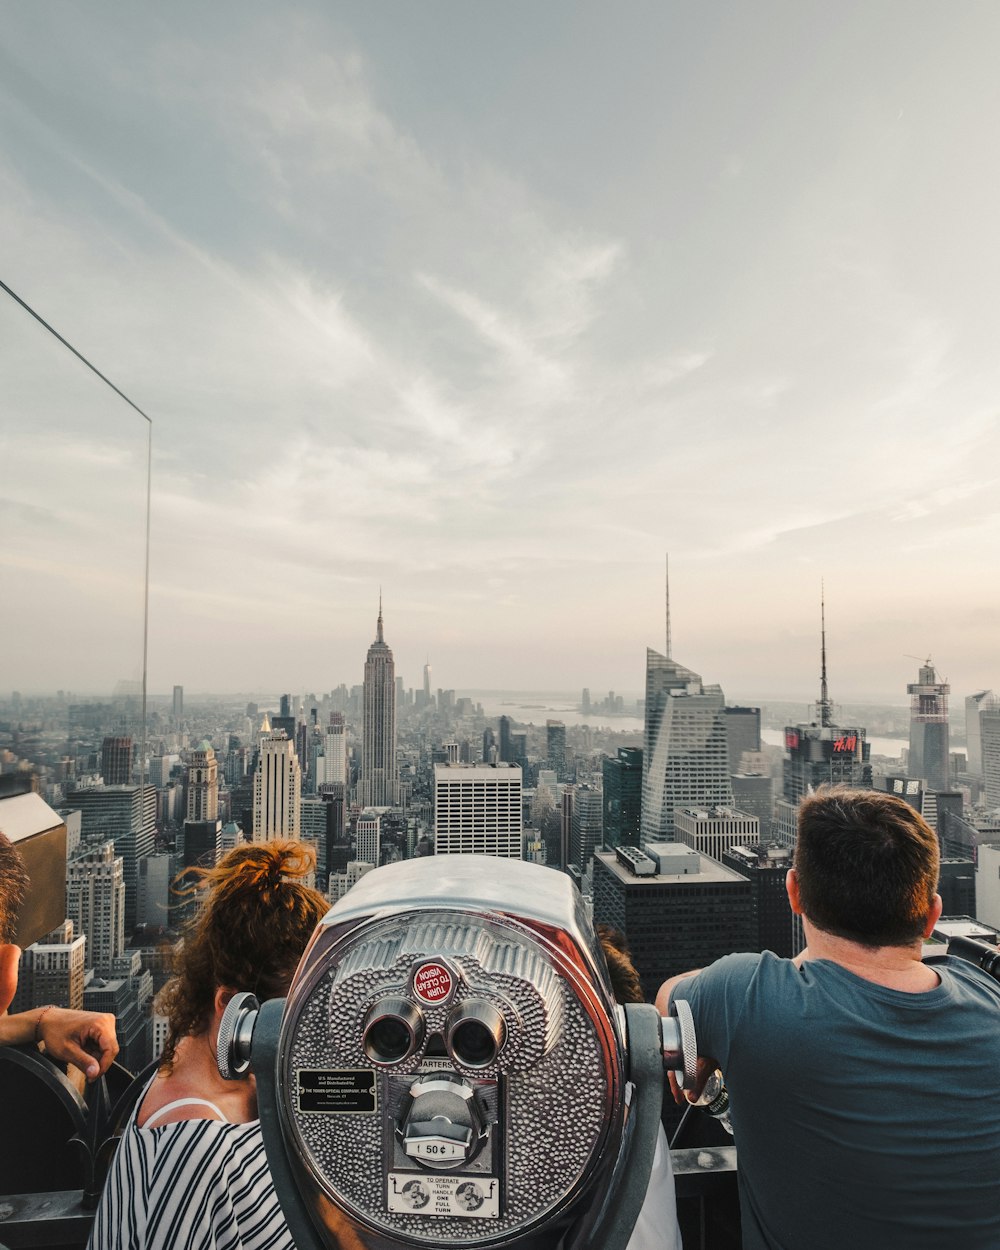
[217,856,696,1250]
[359,993,508,1071]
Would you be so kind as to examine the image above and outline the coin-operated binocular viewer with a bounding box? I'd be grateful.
[217,856,697,1250]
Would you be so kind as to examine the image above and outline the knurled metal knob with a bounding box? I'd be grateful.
[216,991,260,1080]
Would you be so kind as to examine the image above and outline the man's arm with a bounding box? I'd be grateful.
[656,968,720,1105]
[655,968,701,1018]
[0,1006,119,1080]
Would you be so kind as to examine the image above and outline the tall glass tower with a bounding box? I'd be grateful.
[640,648,733,844]
[361,599,399,807]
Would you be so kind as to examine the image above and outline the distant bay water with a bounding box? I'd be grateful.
[461,691,644,733]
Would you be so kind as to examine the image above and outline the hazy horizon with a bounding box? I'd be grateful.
[3,683,915,714]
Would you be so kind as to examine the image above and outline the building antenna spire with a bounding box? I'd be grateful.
[665,552,672,660]
[819,581,832,727]
[377,589,384,643]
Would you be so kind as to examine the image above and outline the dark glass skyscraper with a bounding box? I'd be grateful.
[100,736,133,786]
[721,706,761,774]
[499,715,513,764]
[602,747,642,848]
[546,720,567,781]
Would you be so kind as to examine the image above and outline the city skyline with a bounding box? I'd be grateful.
[4,4,1000,702]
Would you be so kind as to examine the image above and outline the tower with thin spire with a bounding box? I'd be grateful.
[360,597,400,807]
[776,591,871,842]
[818,584,832,728]
[640,563,733,842]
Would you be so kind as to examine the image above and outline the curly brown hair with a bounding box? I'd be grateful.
[156,840,328,1067]
[0,832,29,944]
[597,924,645,1005]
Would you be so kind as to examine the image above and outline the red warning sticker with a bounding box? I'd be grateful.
[412,962,454,1004]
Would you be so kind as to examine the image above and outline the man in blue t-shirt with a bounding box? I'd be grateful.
[657,786,1000,1250]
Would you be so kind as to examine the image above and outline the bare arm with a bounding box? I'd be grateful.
[655,968,702,1017]
[0,1006,119,1080]
[655,968,718,1106]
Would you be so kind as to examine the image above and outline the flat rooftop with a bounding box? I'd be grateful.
[594,848,749,887]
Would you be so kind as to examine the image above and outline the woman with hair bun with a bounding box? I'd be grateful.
[89,840,329,1250]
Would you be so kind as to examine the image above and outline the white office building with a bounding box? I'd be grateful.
[253,726,302,840]
[674,806,760,862]
[66,842,125,976]
[318,714,348,787]
[434,763,523,858]
[357,808,383,868]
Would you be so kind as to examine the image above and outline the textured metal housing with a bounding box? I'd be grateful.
[277,856,626,1248]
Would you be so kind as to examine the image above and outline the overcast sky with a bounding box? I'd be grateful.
[2,2,999,705]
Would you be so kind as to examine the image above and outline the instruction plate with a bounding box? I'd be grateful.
[387,1173,500,1218]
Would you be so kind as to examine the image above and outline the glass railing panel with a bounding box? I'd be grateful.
[0,284,151,805]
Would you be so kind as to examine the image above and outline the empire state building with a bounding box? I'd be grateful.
[360,600,400,807]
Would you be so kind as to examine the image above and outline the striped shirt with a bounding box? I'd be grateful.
[88,1109,293,1250]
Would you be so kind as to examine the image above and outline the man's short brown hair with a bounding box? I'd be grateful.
[0,832,29,944]
[794,787,939,948]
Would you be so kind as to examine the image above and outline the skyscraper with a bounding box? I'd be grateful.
[252,729,302,840]
[101,736,134,786]
[433,762,523,858]
[357,809,382,867]
[721,844,795,959]
[592,844,753,996]
[981,701,1000,809]
[675,805,760,860]
[137,851,184,929]
[172,685,184,720]
[721,706,761,775]
[546,720,567,781]
[966,690,993,777]
[360,600,399,808]
[317,713,348,787]
[499,715,513,765]
[272,694,296,746]
[11,920,87,1013]
[602,747,643,848]
[66,784,156,933]
[66,842,125,976]
[640,649,733,843]
[185,744,219,822]
[777,595,871,839]
[907,659,950,791]
[569,783,603,872]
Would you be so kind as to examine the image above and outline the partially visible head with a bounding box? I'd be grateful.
[793,787,940,948]
[0,832,29,1012]
[597,924,645,1005]
[0,832,29,945]
[157,840,328,1066]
